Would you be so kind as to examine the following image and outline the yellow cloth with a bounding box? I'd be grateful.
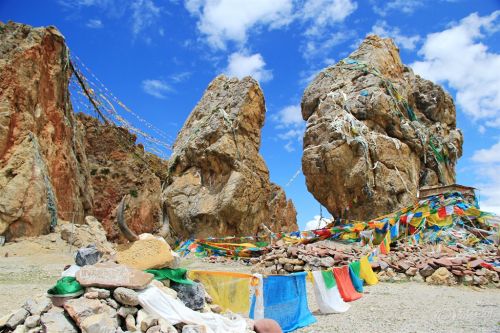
[187,270,252,314]
[427,215,453,227]
[359,256,378,285]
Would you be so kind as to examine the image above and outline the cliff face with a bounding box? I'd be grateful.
[301,35,463,220]
[0,22,166,241]
[163,75,298,239]
[77,114,166,241]
[0,22,93,239]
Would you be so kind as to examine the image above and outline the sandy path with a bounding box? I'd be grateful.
[1,243,499,333]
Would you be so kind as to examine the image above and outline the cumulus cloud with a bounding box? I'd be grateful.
[185,0,293,49]
[184,0,357,52]
[86,19,103,28]
[411,11,500,128]
[271,105,305,152]
[470,140,500,214]
[304,215,331,230]
[142,79,174,98]
[371,20,420,50]
[224,52,273,82]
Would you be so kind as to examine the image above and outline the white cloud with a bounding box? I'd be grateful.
[471,140,500,214]
[301,0,358,36]
[185,0,293,49]
[273,105,303,128]
[224,52,273,82]
[371,0,423,16]
[271,104,305,152]
[371,20,420,50]
[142,79,173,98]
[472,141,500,164]
[86,19,103,28]
[184,0,357,51]
[411,11,500,129]
[130,0,161,38]
[304,215,331,230]
[169,71,192,83]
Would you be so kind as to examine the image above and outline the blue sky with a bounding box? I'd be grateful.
[1,0,500,230]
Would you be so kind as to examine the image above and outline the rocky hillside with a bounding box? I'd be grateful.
[301,35,463,221]
[0,22,298,242]
[77,114,167,241]
[163,75,298,239]
[0,22,166,241]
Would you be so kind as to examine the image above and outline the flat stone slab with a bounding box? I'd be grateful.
[76,262,153,289]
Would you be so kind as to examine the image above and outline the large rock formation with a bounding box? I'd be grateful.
[163,75,297,238]
[0,22,166,240]
[301,35,463,220]
[0,22,93,238]
[77,114,167,241]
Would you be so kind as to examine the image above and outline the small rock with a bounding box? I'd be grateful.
[320,256,334,267]
[80,313,118,333]
[13,324,27,333]
[23,297,52,316]
[171,282,206,310]
[419,265,435,278]
[113,287,139,306]
[75,244,102,266]
[24,315,40,329]
[209,304,223,314]
[146,325,162,333]
[182,324,207,333]
[463,275,473,286]
[6,308,29,329]
[141,316,158,332]
[158,318,177,333]
[125,314,136,331]
[117,306,138,318]
[105,298,119,309]
[405,267,418,277]
[86,287,110,299]
[426,267,457,286]
[84,291,99,299]
[40,309,78,333]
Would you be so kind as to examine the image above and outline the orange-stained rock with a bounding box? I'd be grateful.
[0,22,93,239]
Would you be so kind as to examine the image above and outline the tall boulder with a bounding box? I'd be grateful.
[163,75,297,238]
[0,22,93,239]
[77,114,167,241]
[301,35,463,220]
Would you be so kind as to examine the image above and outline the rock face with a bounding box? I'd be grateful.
[0,22,167,241]
[163,75,297,238]
[77,113,166,240]
[301,35,463,220]
[0,22,93,239]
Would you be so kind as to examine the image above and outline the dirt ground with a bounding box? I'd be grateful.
[1,237,499,333]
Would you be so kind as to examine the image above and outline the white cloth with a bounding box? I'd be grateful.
[250,274,264,320]
[311,270,350,314]
[138,285,247,333]
[61,265,81,277]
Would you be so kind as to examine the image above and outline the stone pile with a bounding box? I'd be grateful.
[251,240,500,287]
[0,262,255,333]
[250,240,361,275]
[374,243,500,287]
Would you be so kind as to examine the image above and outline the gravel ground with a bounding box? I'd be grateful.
[1,240,499,333]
